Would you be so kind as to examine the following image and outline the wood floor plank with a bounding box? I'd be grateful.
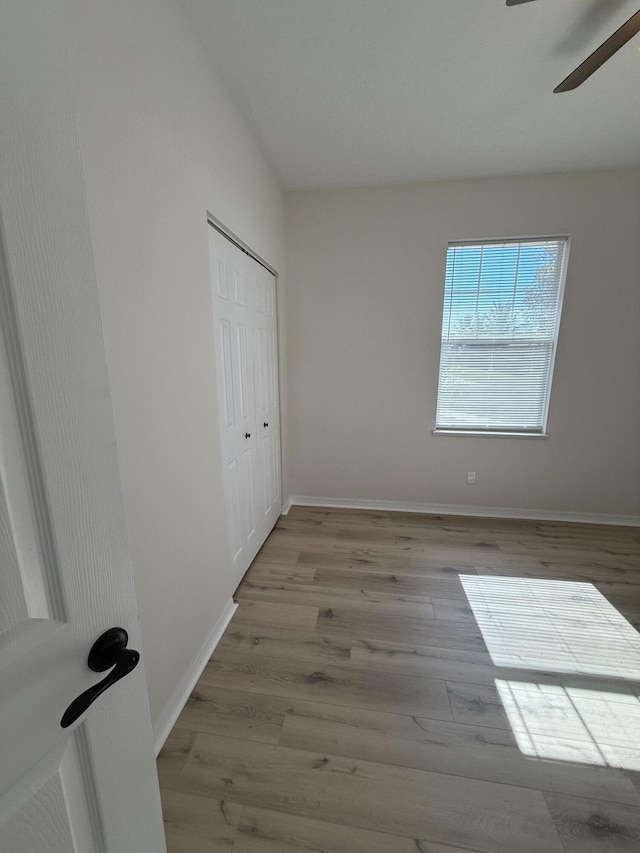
[477,564,640,585]
[157,727,197,780]
[431,597,476,622]
[310,566,469,599]
[284,508,637,545]
[180,733,565,853]
[218,624,353,666]
[508,538,640,554]
[235,579,433,608]
[477,541,639,574]
[317,601,487,651]
[267,528,503,563]
[596,581,640,600]
[495,533,640,552]
[445,679,544,729]
[297,549,480,577]
[321,527,503,554]
[350,636,498,680]
[274,520,504,550]
[278,701,639,803]
[160,788,241,853]
[234,805,481,853]
[351,636,636,691]
[252,546,300,566]
[543,792,640,851]
[232,600,319,630]
[203,649,453,720]
[172,684,290,744]
[234,834,325,853]
[609,600,640,624]
[282,513,507,542]
[628,771,640,794]
[284,506,508,533]
[319,573,472,599]
[245,564,316,585]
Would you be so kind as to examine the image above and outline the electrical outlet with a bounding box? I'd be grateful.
[466,471,476,484]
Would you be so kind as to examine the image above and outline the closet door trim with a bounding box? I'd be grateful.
[207,212,278,277]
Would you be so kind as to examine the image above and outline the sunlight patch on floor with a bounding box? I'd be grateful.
[459,574,640,769]
[460,575,640,679]
[495,679,640,771]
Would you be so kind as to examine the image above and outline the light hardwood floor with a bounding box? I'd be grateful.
[157,507,640,852]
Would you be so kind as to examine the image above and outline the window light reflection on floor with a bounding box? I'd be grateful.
[460,575,640,679]
[494,680,640,771]
[460,575,640,770]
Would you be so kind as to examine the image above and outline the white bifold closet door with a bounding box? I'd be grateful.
[209,225,281,587]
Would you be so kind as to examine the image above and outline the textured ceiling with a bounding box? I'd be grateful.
[179,0,640,190]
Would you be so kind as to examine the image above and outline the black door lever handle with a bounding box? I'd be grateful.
[61,627,140,728]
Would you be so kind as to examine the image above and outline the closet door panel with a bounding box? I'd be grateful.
[226,457,243,563]
[218,319,235,428]
[255,268,281,534]
[210,235,258,583]
[235,321,252,428]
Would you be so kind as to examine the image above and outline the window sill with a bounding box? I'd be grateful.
[432,429,550,439]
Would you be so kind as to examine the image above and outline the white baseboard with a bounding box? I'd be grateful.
[152,598,238,756]
[281,496,293,515]
[286,495,640,527]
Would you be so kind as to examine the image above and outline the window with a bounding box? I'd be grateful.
[435,237,568,435]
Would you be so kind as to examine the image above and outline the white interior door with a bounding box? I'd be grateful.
[209,229,260,583]
[254,265,282,537]
[0,2,166,851]
[208,225,281,587]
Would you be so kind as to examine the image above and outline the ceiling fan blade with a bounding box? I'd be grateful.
[506,1,537,5]
[554,9,640,92]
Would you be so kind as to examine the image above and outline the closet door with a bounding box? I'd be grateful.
[254,265,282,539]
[209,232,259,583]
[209,225,282,587]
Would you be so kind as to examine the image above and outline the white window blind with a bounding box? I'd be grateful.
[435,237,568,434]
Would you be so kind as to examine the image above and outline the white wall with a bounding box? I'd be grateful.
[285,170,640,520]
[65,0,285,729]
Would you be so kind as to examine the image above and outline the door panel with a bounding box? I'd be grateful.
[259,429,279,521]
[255,325,269,428]
[233,267,245,307]
[239,447,257,545]
[216,258,230,300]
[225,458,243,562]
[1,738,99,853]
[218,319,235,428]
[0,400,52,641]
[236,322,251,425]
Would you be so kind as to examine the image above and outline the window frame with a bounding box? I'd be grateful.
[433,235,570,438]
